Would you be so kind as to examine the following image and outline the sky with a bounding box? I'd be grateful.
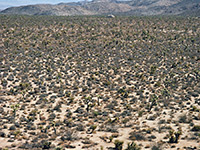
[0,0,83,10]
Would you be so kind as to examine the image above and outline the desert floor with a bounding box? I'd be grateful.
[0,15,200,150]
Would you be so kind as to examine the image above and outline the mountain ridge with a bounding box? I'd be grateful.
[1,0,200,16]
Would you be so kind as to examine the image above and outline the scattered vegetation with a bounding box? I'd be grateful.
[0,15,199,149]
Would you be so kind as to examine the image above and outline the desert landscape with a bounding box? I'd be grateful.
[1,0,200,16]
[0,15,200,150]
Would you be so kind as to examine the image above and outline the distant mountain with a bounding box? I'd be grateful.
[0,4,95,16]
[120,0,200,16]
[81,0,133,14]
[0,4,12,10]
[1,0,200,16]
[164,0,200,15]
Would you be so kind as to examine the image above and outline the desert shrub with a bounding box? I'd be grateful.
[158,119,166,124]
[179,114,188,123]
[87,124,97,134]
[138,111,143,117]
[129,132,146,141]
[125,142,141,150]
[114,140,124,150]
[150,65,157,75]
[191,125,200,131]
[151,145,162,150]
[41,140,51,149]
[55,147,63,150]
[76,123,85,131]
[168,130,182,143]
[61,130,78,141]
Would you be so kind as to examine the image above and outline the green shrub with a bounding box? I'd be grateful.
[168,130,182,143]
[191,125,200,131]
[125,142,141,150]
[114,140,124,150]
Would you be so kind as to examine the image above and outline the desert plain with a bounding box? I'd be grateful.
[0,15,200,150]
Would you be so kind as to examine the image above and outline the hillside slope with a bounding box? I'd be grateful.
[1,4,95,16]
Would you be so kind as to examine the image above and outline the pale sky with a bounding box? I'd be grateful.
[0,0,84,10]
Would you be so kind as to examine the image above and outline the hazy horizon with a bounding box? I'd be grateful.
[0,0,86,10]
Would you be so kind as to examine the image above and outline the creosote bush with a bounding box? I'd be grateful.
[125,142,141,150]
[114,140,124,150]
[168,130,182,143]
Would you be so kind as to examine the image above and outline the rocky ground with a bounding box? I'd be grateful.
[0,15,200,150]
